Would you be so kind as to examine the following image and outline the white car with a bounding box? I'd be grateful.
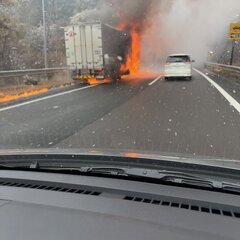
[164,54,194,80]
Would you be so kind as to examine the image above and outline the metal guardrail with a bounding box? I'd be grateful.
[0,67,70,78]
[205,62,240,80]
[205,62,240,72]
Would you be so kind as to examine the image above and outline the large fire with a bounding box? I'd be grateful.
[118,23,141,75]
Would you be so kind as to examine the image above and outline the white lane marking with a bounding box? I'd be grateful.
[0,85,97,112]
[194,68,240,114]
[148,75,162,86]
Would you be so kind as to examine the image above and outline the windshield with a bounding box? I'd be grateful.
[0,0,240,171]
[167,56,191,63]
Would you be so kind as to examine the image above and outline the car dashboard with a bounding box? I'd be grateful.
[0,170,239,240]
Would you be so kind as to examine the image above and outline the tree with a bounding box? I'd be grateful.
[0,0,100,70]
[0,0,26,70]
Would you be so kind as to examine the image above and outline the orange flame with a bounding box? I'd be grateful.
[87,78,112,85]
[130,28,141,74]
[118,23,141,75]
[0,88,48,103]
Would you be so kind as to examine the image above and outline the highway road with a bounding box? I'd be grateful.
[0,69,239,160]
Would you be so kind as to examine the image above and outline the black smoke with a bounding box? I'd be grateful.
[101,0,161,31]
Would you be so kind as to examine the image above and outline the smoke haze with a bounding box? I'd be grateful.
[75,0,240,70]
[141,0,240,69]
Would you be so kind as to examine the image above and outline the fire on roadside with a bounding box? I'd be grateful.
[0,88,48,103]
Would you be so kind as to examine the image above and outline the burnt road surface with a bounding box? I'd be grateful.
[0,69,239,160]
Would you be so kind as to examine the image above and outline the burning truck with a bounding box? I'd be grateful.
[64,22,131,83]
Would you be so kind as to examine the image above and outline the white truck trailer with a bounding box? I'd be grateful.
[64,22,129,82]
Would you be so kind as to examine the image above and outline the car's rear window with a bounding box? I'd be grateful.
[167,56,191,63]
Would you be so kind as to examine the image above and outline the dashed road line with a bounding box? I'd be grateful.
[148,75,162,86]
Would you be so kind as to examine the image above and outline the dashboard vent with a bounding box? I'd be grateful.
[123,196,240,219]
[0,180,102,196]
[1,178,240,220]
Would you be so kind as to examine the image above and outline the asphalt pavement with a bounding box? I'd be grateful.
[0,70,239,160]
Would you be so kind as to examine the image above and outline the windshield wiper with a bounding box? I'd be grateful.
[85,167,240,194]
[38,166,240,193]
[1,162,240,195]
